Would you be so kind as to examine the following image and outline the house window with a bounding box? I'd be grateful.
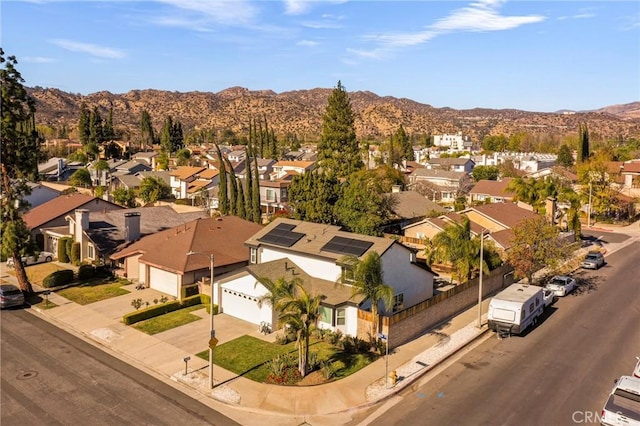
[336,308,346,326]
[341,266,355,283]
[393,293,404,312]
[88,245,95,259]
[265,189,276,202]
[250,247,257,264]
[319,306,331,324]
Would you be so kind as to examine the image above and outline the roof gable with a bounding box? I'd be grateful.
[23,193,114,229]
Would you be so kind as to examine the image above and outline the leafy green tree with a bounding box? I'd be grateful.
[556,144,574,168]
[507,216,567,284]
[472,165,500,181]
[577,123,590,163]
[175,148,191,166]
[84,142,100,161]
[216,145,229,215]
[317,81,362,177]
[385,125,413,166]
[337,252,394,339]
[68,149,88,163]
[69,168,92,188]
[257,277,325,377]
[334,169,396,235]
[482,134,508,152]
[1,50,44,293]
[288,171,339,224]
[103,141,122,159]
[137,176,171,204]
[112,187,137,207]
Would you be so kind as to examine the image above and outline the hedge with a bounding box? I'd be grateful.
[43,269,75,288]
[70,242,80,265]
[123,300,182,325]
[77,264,95,280]
[57,237,72,263]
[122,294,218,325]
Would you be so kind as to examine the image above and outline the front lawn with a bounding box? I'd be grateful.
[57,278,130,305]
[132,304,204,335]
[6,263,70,286]
[197,335,378,383]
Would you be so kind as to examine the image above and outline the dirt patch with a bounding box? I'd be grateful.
[297,370,327,386]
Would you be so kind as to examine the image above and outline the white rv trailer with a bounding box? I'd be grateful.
[487,284,545,336]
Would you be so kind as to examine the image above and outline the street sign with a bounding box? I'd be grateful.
[208,337,219,350]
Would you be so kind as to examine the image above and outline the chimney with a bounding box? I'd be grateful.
[391,185,401,193]
[75,209,89,235]
[124,212,141,243]
[545,197,557,225]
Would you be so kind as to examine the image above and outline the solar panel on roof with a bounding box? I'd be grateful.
[321,236,373,257]
[258,225,304,248]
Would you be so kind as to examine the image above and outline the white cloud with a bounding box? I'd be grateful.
[22,56,56,63]
[297,39,320,47]
[284,0,311,15]
[351,0,545,60]
[155,0,258,26]
[49,39,126,59]
[557,7,596,21]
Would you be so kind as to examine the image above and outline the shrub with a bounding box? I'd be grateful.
[266,354,288,377]
[182,284,199,299]
[57,237,72,263]
[77,264,95,280]
[307,352,320,372]
[198,293,218,314]
[324,329,343,345]
[122,300,182,325]
[42,269,75,288]
[181,294,203,308]
[65,238,73,260]
[274,332,290,345]
[93,265,113,278]
[70,242,81,265]
[340,336,371,354]
[321,361,337,380]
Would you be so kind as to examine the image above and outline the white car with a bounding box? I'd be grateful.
[544,275,577,297]
[601,376,640,426]
[542,289,555,307]
[6,251,54,268]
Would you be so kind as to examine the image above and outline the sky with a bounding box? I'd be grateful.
[2,0,639,112]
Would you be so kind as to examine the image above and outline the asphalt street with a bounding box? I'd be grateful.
[363,242,640,426]
[0,309,239,426]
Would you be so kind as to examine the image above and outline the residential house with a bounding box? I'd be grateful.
[432,132,472,151]
[23,193,122,250]
[423,157,475,173]
[89,159,152,187]
[468,178,515,204]
[473,152,556,173]
[269,160,315,181]
[408,168,473,202]
[24,182,60,208]
[382,187,445,234]
[607,160,640,197]
[131,151,159,170]
[110,216,263,299]
[218,218,436,337]
[236,158,276,180]
[169,166,207,199]
[260,175,293,215]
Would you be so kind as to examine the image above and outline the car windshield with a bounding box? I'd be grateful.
[585,254,599,260]
[550,278,566,285]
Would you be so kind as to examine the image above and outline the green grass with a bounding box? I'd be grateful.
[197,335,378,383]
[27,294,58,310]
[57,278,130,305]
[132,304,204,335]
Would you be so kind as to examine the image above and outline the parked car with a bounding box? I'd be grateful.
[545,275,577,297]
[581,251,605,269]
[0,284,25,309]
[600,376,640,426]
[6,251,54,268]
[542,289,555,307]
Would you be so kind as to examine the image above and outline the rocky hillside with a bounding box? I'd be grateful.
[28,86,640,143]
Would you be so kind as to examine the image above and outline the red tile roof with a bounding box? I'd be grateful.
[23,193,96,229]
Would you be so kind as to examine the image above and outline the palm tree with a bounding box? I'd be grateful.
[431,218,488,283]
[257,277,325,377]
[337,251,394,339]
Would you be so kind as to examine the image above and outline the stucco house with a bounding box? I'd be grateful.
[467,178,515,204]
[110,216,263,299]
[218,218,436,337]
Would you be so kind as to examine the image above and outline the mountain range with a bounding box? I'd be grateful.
[28,86,640,143]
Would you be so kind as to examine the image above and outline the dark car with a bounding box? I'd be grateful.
[0,284,25,309]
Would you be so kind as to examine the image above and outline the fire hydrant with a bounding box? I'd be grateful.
[390,370,398,386]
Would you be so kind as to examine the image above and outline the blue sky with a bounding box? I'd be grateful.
[2,0,639,112]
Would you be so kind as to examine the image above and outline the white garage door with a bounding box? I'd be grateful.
[221,286,261,325]
[149,267,178,297]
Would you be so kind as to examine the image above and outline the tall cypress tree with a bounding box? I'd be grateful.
[244,147,254,218]
[78,102,90,144]
[140,109,155,150]
[578,123,590,163]
[317,81,362,178]
[225,156,238,216]
[89,106,103,144]
[235,175,246,219]
[103,107,115,140]
[216,144,229,215]
[252,151,261,223]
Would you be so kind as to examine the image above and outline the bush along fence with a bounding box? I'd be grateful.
[122,293,218,325]
[42,264,114,288]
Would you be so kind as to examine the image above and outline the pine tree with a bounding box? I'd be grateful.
[161,116,174,154]
[225,156,238,215]
[1,50,44,294]
[244,147,254,218]
[89,106,103,144]
[317,81,362,178]
[103,107,115,140]
[252,152,261,223]
[235,176,246,219]
[140,109,155,150]
[216,145,229,215]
